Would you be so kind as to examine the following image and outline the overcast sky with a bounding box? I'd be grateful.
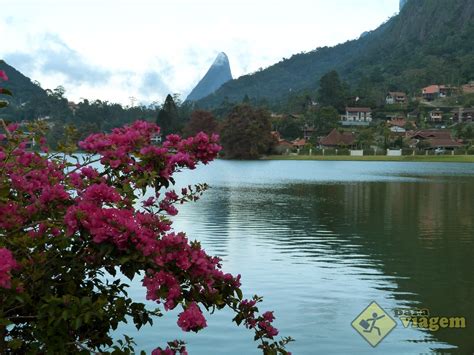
[0,0,398,105]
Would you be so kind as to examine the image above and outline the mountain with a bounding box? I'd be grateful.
[196,0,474,109]
[400,0,409,11]
[0,60,48,106]
[186,52,232,102]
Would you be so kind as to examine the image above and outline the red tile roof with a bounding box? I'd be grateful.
[427,138,463,148]
[388,118,406,127]
[292,138,307,147]
[277,139,293,148]
[319,128,356,147]
[409,130,463,148]
[409,129,451,139]
[422,85,441,94]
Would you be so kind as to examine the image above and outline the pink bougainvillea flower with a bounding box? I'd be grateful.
[0,70,8,81]
[0,248,19,289]
[177,302,207,332]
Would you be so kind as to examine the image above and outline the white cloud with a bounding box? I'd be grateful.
[0,0,398,104]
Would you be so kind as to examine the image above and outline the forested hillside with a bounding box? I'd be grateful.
[196,0,474,109]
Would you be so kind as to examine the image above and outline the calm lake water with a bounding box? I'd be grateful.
[118,160,474,354]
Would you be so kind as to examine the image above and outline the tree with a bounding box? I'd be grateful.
[356,128,376,149]
[317,71,346,112]
[274,115,303,141]
[220,104,274,159]
[0,79,292,354]
[182,110,219,137]
[307,106,340,136]
[157,94,179,136]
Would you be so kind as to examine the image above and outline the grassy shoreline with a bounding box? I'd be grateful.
[262,155,474,163]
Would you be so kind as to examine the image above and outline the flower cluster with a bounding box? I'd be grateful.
[152,340,188,355]
[0,70,8,81]
[0,247,18,289]
[177,302,207,332]
[0,119,291,354]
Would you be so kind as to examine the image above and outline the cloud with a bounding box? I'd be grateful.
[4,33,111,86]
[139,71,170,97]
[3,52,35,73]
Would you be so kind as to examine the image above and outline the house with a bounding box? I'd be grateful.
[388,118,406,127]
[428,109,443,123]
[319,128,356,148]
[462,82,474,94]
[151,133,162,145]
[278,139,293,148]
[292,138,307,150]
[422,85,441,101]
[302,125,316,140]
[387,118,408,134]
[386,92,407,105]
[390,126,406,134]
[422,85,452,101]
[340,107,372,126]
[274,139,294,154]
[408,130,463,149]
[68,101,79,115]
[452,108,474,123]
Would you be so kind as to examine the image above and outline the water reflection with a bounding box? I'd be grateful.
[123,161,474,354]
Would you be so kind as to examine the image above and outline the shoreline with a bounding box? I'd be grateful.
[262,155,474,163]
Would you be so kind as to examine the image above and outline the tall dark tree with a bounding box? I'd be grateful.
[183,110,219,137]
[306,106,340,136]
[156,94,179,136]
[317,70,346,111]
[275,116,303,140]
[220,104,274,159]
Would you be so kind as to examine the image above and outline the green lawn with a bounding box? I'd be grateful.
[263,155,474,163]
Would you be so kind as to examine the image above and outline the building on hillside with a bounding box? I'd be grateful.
[319,128,356,148]
[388,118,406,127]
[386,92,407,105]
[274,138,293,154]
[302,125,316,140]
[422,85,454,101]
[408,130,463,149]
[461,82,474,94]
[390,126,406,134]
[68,101,79,115]
[428,109,443,123]
[387,118,411,134]
[451,108,474,123]
[340,107,372,126]
[292,138,307,150]
[151,133,162,145]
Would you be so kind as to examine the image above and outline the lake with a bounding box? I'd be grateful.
[118,160,474,354]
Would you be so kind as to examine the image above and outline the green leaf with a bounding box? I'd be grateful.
[74,317,82,329]
[8,338,22,350]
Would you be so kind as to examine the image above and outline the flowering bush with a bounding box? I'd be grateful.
[0,74,292,354]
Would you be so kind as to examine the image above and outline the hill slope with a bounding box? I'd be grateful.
[0,60,48,106]
[186,52,232,102]
[196,0,474,109]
